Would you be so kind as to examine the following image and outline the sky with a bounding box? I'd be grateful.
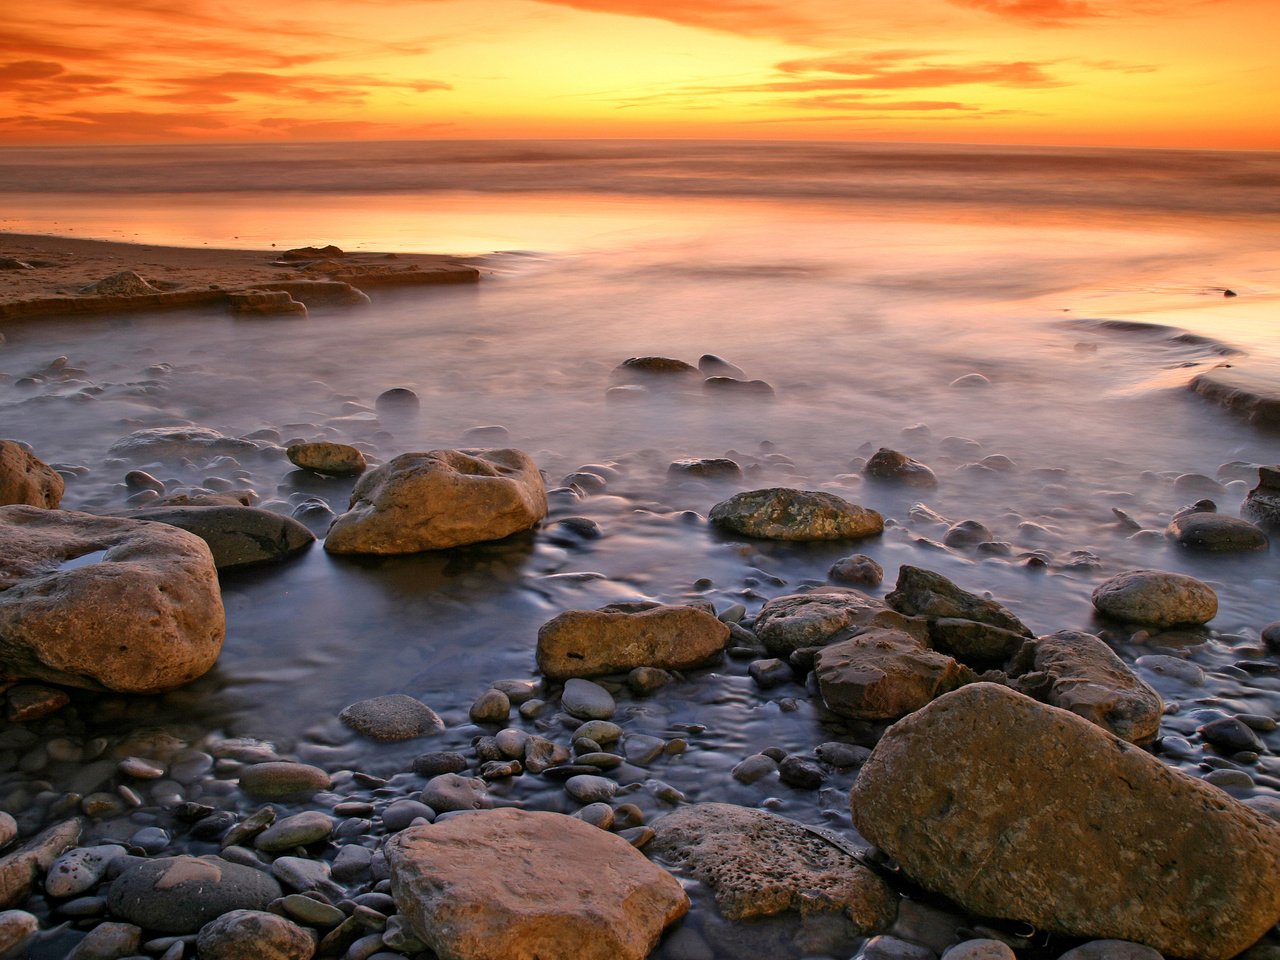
[2,0,1277,148]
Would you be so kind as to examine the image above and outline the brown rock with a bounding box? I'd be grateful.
[0,441,63,508]
[1091,570,1217,627]
[387,808,688,960]
[611,357,699,384]
[752,590,891,655]
[0,819,81,909]
[5,683,70,722]
[324,449,547,554]
[226,290,307,317]
[864,448,938,488]
[536,604,729,680]
[814,626,975,720]
[0,507,225,693]
[649,802,895,932]
[709,488,884,542]
[286,442,367,476]
[1168,512,1268,552]
[850,683,1280,960]
[1243,465,1280,527]
[886,565,1031,636]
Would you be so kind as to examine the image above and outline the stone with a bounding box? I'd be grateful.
[107,855,283,934]
[649,803,894,932]
[375,387,420,413]
[1055,942,1165,960]
[420,773,490,813]
[107,427,259,463]
[324,449,547,554]
[942,941,1016,960]
[227,289,307,317]
[709,488,884,541]
[611,357,699,383]
[668,458,743,481]
[254,811,333,852]
[752,589,889,655]
[565,774,618,803]
[862,935,936,960]
[0,813,14,851]
[731,754,777,783]
[66,920,141,960]
[1008,631,1163,743]
[279,892,344,926]
[0,819,81,909]
[1091,570,1217,627]
[197,909,315,960]
[124,505,314,570]
[0,910,38,957]
[339,695,444,742]
[6,682,70,721]
[238,762,331,801]
[0,441,63,508]
[1242,466,1280,528]
[387,808,688,960]
[815,627,975,721]
[270,857,339,897]
[0,507,225,693]
[536,604,729,680]
[886,565,1031,636]
[81,270,158,295]
[382,799,436,832]
[698,354,746,378]
[926,618,1027,666]
[864,448,938,488]
[942,520,993,548]
[850,683,1280,960]
[560,678,616,719]
[1199,717,1264,754]
[286,442,366,476]
[468,689,510,724]
[45,844,127,898]
[1168,513,1268,552]
[412,751,469,776]
[702,377,775,397]
[828,554,884,587]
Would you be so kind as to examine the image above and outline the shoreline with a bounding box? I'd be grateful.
[0,232,482,321]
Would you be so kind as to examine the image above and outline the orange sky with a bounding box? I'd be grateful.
[3,0,1277,148]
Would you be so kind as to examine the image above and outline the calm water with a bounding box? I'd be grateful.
[2,141,1280,957]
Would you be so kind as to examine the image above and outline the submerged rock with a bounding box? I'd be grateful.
[886,565,1032,636]
[0,506,224,693]
[649,803,894,931]
[864,448,938,489]
[339,694,445,742]
[325,448,547,554]
[536,603,729,680]
[1167,512,1267,552]
[668,457,743,481]
[1242,465,1280,528]
[124,505,314,570]
[611,356,699,384]
[709,488,883,541]
[286,441,367,476]
[752,589,889,655]
[851,683,1280,960]
[0,441,63,508]
[1091,570,1217,627]
[107,427,259,463]
[387,808,688,960]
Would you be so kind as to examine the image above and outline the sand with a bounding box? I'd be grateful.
[0,232,481,321]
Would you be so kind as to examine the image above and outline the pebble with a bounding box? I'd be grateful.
[331,844,373,881]
[221,806,276,848]
[1199,717,1265,753]
[339,695,445,742]
[382,799,436,831]
[617,826,656,848]
[748,658,792,689]
[942,940,1016,960]
[66,920,141,960]
[271,856,339,896]
[565,774,618,803]
[411,751,469,776]
[731,754,778,784]
[130,826,171,854]
[573,720,622,744]
[46,844,128,898]
[381,914,428,953]
[622,735,666,766]
[495,727,529,758]
[1203,768,1253,788]
[1135,655,1205,686]
[0,811,16,850]
[254,811,333,851]
[862,934,937,960]
[197,909,315,960]
[279,892,345,927]
[1055,941,1165,960]
[560,678,616,719]
[828,553,884,587]
[816,741,872,768]
[469,689,511,724]
[57,895,107,917]
[420,773,490,812]
[574,752,623,770]
[574,802,615,829]
[778,756,826,789]
[238,762,331,801]
[627,666,672,694]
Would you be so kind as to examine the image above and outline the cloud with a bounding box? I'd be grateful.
[0,109,229,139]
[775,52,1065,88]
[515,0,825,41]
[779,95,979,110]
[146,70,451,107]
[947,0,1101,24]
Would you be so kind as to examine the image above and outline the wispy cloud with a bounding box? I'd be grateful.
[775,52,1065,88]
[146,70,451,106]
[947,0,1101,24]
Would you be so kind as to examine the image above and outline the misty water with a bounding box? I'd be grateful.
[3,141,1280,957]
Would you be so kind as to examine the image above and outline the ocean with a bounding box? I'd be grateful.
[1,139,1279,957]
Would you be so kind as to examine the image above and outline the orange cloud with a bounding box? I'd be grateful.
[146,70,451,106]
[948,0,1101,23]
[775,53,1065,88]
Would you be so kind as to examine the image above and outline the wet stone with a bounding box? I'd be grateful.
[941,940,1016,960]
[411,751,469,777]
[862,935,937,960]
[107,855,283,934]
[731,754,778,784]
[622,735,666,766]
[420,773,490,813]
[668,458,743,481]
[238,762,331,801]
[469,689,510,724]
[865,448,938,488]
[339,695,445,742]
[560,678,616,720]
[828,554,884,587]
[778,756,826,789]
[280,892,345,927]
[1199,717,1265,754]
[254,811,333,852]
[627,666,672,694]
[565,774,618,803]
[196,908,315,960]
[1168,513,1268,552]
[45,844,128,898]
[1091,569,1217,627]
[748,658,793,689]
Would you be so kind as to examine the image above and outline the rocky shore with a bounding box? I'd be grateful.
[2,262,1280,960]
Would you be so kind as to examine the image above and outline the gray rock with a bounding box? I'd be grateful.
[1168,513,1268,552]
[731,754,778,783]
[828,554,884,587]
[753,589,890,655]
[748,658,792,688]
[254,811,333,852]
[469,689,510,724]
[286,441,366,476]
[107,427,259,463]
[708,488,884,542]
[702,376,775,397]
[339,695,444,742]
[270,856,338,896]
[1091,570,1217,627]
[382,799,436,832]
[1199,717,1264,754]
[331,844,373,881]
[561,678,616,720]
[197,908,315,960]
[861,935,937,960]
[622,735,666,766]
[926,618,1027,667]
[45,844,127,898]
[420,773,490,813]
[668,458,742,481]
[865,449,938,488]
[123,505,314,570]
[887,566,1032,636]
[1135,655,1205,686]
[565,775,618,803]
[107,855,282,934]
[238,762,331,801]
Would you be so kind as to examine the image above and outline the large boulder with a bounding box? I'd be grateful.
[536,603,729,680]
[850,683,1280,960]
[1008,631,1163,743]
[649,803,895,931]
[1091,570,1217,627]
[752,590,891,655]
[0,507,224,693]
[108,856,283,934]
[386,808,688,960]
[886,566,1031,636]
[324,448,547,554]
[125,505,314,570]
[709,488,883,542]
[815,626,975,721]
[0,441,63,508]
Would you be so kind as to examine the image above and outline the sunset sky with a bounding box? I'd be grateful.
[3,0,1276,148]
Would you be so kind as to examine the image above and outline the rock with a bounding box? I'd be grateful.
[565,774,617,803]
[942,520,993,548]
[81,271,159,295]
[339,695,444,742]
[649,803,894,932]
[5,682,70,721]
[324,449,547,554]
[286,442,367,476]
[1008,631,1163,743]
[66,920,141,959]
[709,488,883,541]
[387,808,688,960]
[1091,570,1217,627]
[107,427,259,463]
[107,855,283,934]
[926,618,1027,667]
[227,290,307,317]
[702,377,775,397]
[0,507,224,693]
[942,941,1017,960]
[420,773,490,813]
[468,689,510,724]
[254,811,333,852]
[698,354,746,378]
[752,589,890,655]
[124,505,314,570]
[778,756,826,789]
[748,658,792,688]
[536,604,729,680]
[238,762,331,801]
[828,554,884,587]
[45,844,127,898]
[561,678,616,719]
[0,441,63,508]
[668,458,743,481]
[1055,942,1165,960]
[864,449,938,488]
[815,626,975,721]
[0,819,81,909]
[269,857,339,897]
[1199,717,1264,754]
[731,754,778,783]
[862,935,936,960]
[886,566,1032,636]
[1243,466,1280,528]
[375,388,420,413]
[0,910,38,957]
[1168,513,1268,552]
[197,909,315,960]
[611,357,699,384]
[850,683,1280,960]
[0,814,14,851]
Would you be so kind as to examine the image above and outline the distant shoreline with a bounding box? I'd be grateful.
[0,231,481,321]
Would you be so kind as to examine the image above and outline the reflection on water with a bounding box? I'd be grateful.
[3,144,1280,958]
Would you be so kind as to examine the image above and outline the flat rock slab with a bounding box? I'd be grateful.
[536,604,729,680]
[0,441,63,508]
[0,506,225,693]
[339,694,445,742]
[125,505,314,570]
[649,803,895,932]
[753,590,890,655]
[108,855,283,934]
[387,808,688,960]
[1091,569,1217,627]
[325,448,547,554]
[709,488,884,541]
[850,683,1280,960]
[1189,364,1280,426]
